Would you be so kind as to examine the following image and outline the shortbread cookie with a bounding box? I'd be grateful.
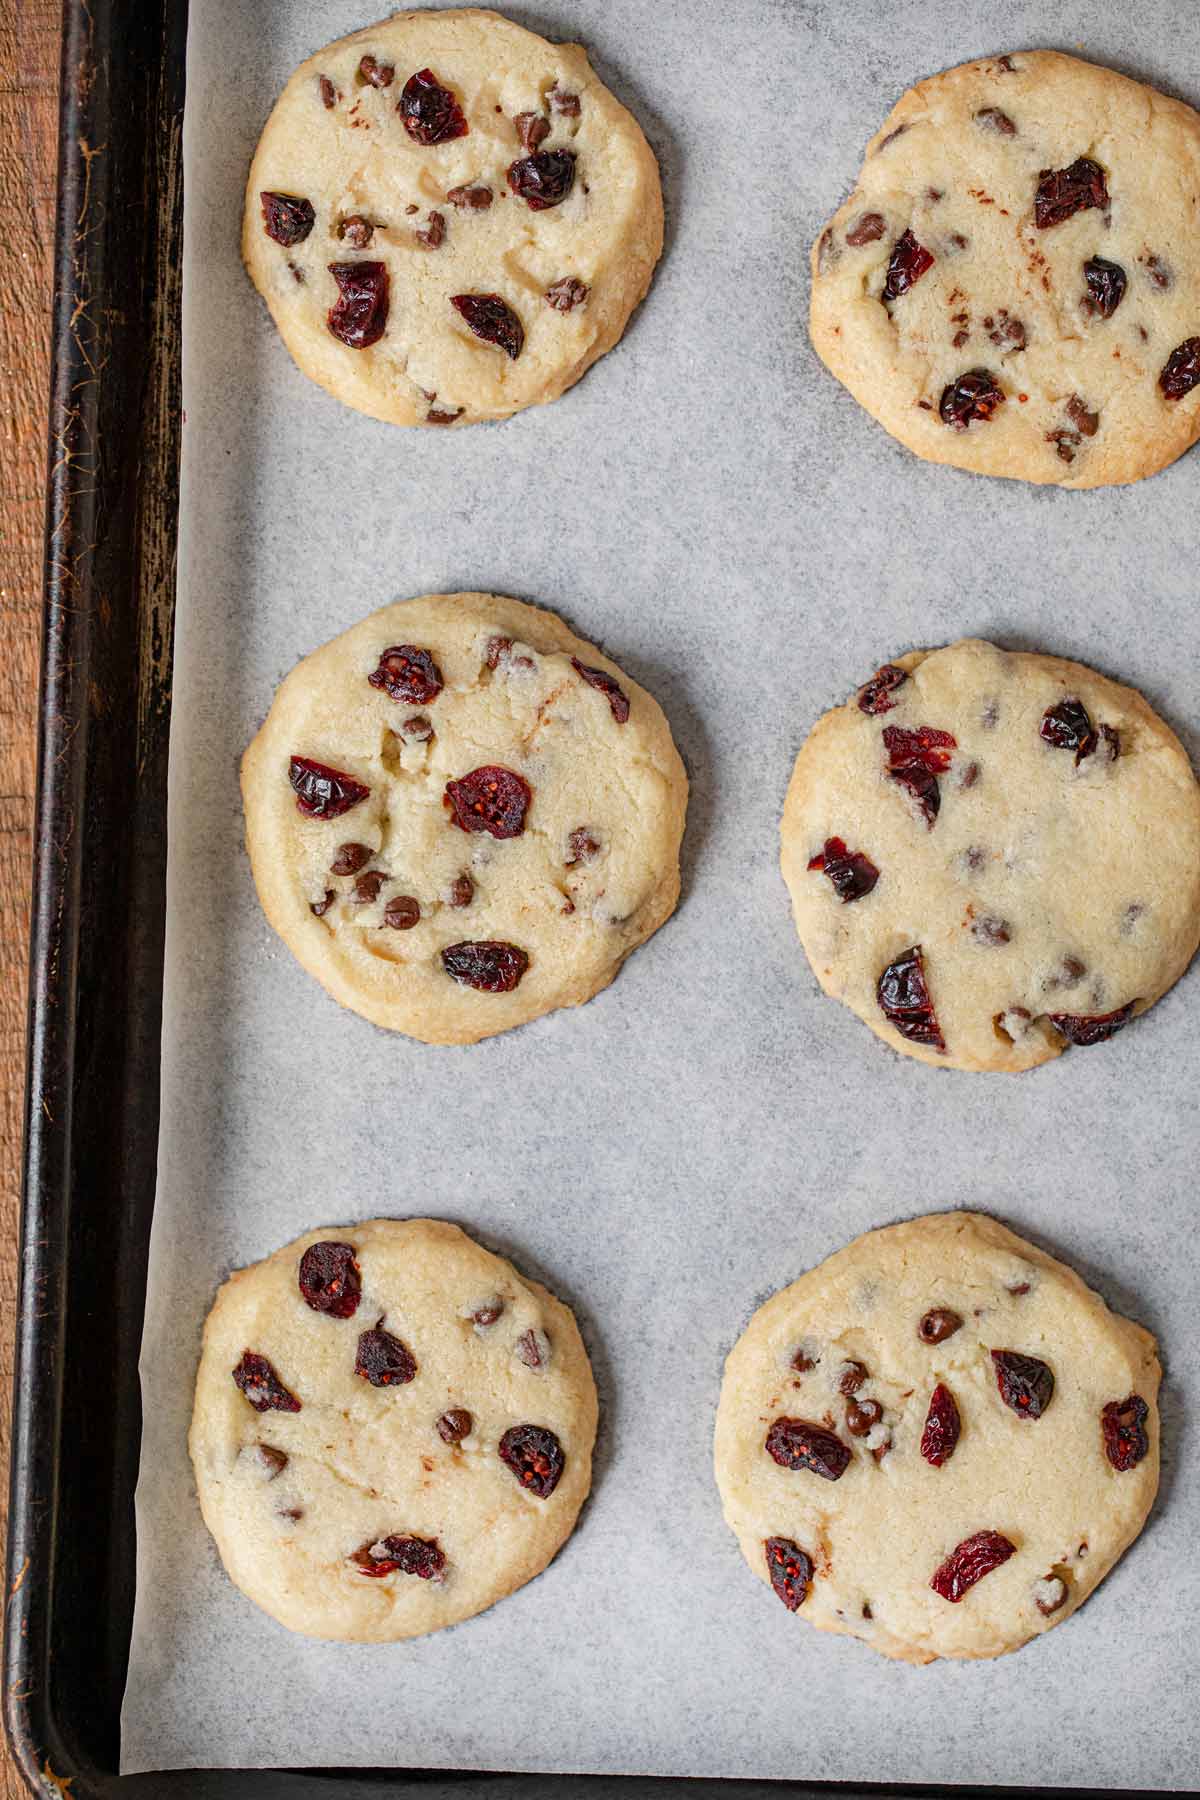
[810,51,1200,486]
[190,1218,597,1641]
[780,638,1200,1072]
[715,1211,1160,1664]
[244,9,663,427]
[241,592,687,1045]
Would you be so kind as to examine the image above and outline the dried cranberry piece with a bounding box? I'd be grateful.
[358,54,394,88]
[515,111,550,153]
[940,369,1005,429]
[857,663,907,714]
[338,215,374,249]
[327,261,389,348]
[920,1383,962,1467]
[549,87,580,115]
[355,1320,418,1386]
[882,724,956,827]
[877,946,945,1051]
[974,107,1016,135]
[992,1349,1054,1419]
[414,210,446,250]
[451,293,524,360]
[449,873,475,908]
[437,1408,473,1444]
[442,941,528,992]
[764,1417,851,1481]
[319,75,337,109]
[1035,157,1108,228]
[806,836,880,903]
[881,228,934,301]
[447,183,493,210]
[930,1530,1016,1602]
[368,644,443,705]
[566,828,600,865]
[845,212,886,246]
[507,149,576,210]
[546,277,588,311]
[444,765,532,838]
[1039,697,1099,765]
[1083,257,1126,319]
[298,1241,361,1318]
[1159,338,1200,399]
[232,1351,301,1413]
[498,1423,564,1497]
[571,658,629,723]
[352,1535,445,1579]
[919,1308,962,1344]
[1047,1003,1136,1046]
[261,191,315,246]
[289,756,370,818]
[1101,1394,1150,1470]
[399,68,468,144]
[764,1537,813,1611]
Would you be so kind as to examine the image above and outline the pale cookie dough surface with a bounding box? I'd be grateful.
[810,50,1200,487]
[714,1212,1160,1665]
[244,8,663,427]
[241,592,687,1045]
[190,1218,597,1641]
[780,638,1200,1072]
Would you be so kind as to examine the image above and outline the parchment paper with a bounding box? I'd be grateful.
[122,0,1200,1782]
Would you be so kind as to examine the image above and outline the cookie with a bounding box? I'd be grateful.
[241,592,687,1045]
[810,51,1200,486]
[714,1211,1160,1665]
[190,1218,597,1641]
[780,638,1200,1072]
[243,9,663,427]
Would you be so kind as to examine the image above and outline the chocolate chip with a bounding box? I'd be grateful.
[427,408,463,425]
[339,215,374,248]
[845,1397,883,1436]
[384,895,420,930]
[353,870,387,905]
[566,828,599,865]
[546,277,588,311]
[919,1307,963,1344]
[790,1347,818,1373]
[436,1408,473,1444]
[319,75,337,109]
[837,1360,868,1395]
[975,107,1016,135]
[972,915,1011,945]
[845,212,886,247]
[310,890,335,917]
[247,1443,288,1479]
[446,184,493,210]
[1065,395,1099,436]
[515,111,550,152]
[331,842,370,876]
[1034,1574,1068,1616]
[449,873,475,908]
[415,211,446,250]
[402,714,434,740]
[358,55,394,87]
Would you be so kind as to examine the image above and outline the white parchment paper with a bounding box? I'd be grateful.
[123,0,1200,1782]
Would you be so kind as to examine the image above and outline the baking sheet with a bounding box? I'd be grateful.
[122,0,1200,1782]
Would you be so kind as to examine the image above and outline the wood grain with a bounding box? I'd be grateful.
[0,1,60,1795]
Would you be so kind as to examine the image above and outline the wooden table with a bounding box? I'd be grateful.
[1,1,59,1794]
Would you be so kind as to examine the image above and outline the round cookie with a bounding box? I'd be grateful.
[244,8,663,428]
[714,1211,1161,1665]
[190,1218,598,1641]
[780,638,1200,1072]
[241,592,687,1045]
[810,50,1200,487]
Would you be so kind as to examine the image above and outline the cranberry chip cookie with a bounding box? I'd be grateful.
[190,1218,597,1641]
[244,8,663,427]
[241,592,687,1045]
[715,1212,1160,1664]
[811,51,1200,485]
[781,639,1200,1072]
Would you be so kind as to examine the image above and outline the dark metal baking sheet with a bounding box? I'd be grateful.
[1,0,1190,1795]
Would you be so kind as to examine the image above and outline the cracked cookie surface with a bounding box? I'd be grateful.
[810,51,1200,486]
[781,638,1200,1072]
[714,1211,1160,1664]
[243,8,663,427]
[241,591,687,1044]
[190,1217,597,1641]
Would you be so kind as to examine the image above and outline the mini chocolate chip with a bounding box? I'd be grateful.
[277,1506,304,1522]
[973,914,1012,945]
[975,106,1016,135]
[353,870,387,905]
[1066,395,1099,436]
[319,75,337,109]
[550,87,580,115]
[415,211,446,249]
[449,873,475,908]
[791,1348,818,1373]
[862,1601,873,1620]
[437,1408,473,1443]
[250,1443,288,1479]
[845,1397,884,1436]
[845,212,886,247]
[1007,1281,1032,1297]
[919,1307,963,1344]
[838,1360,868,1395]
[515,111,550,152]
[384,895,420,930]
[331,842,370,876]
[427,408,463,425]
[402,714,434,740]
[546,276,588,311]
[339,214,373,248]
[948,231,969,250]
[311,890,335,917]
[1035,1574,1068,1616]
[446,184,493,209]
[566,828,599,865]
